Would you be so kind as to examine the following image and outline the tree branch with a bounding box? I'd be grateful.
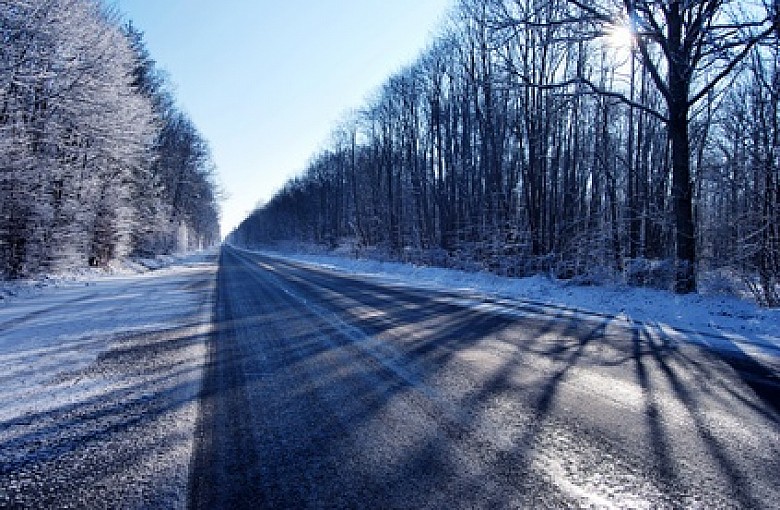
[565,0,612,23]
[576,75,668,122]
[688,24,777,106]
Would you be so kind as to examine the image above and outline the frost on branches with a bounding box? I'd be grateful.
[0,0,220,278]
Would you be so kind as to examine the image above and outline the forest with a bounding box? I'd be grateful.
[0,0,221,278]
[231,0,779,306]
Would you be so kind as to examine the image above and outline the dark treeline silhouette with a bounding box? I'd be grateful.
[0,0,220,278]
[232,0,778,304]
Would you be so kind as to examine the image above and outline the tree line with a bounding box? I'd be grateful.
[0,0,221,278]
[231,0,778,305]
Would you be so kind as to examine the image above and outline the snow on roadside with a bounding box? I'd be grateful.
[0,249,217,304]
[245,248,780,353]
[0,255,216,509]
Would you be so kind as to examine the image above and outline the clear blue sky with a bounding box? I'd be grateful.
[113,0,453,237]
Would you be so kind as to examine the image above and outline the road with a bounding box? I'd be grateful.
[190,246,780,509]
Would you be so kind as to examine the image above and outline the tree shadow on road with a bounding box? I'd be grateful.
[190,250,780,509]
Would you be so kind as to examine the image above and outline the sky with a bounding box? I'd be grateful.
[113,0,453,238]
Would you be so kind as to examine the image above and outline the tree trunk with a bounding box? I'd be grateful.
[661,2,696,293]
[669,96,696,293]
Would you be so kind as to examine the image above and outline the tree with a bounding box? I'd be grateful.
[568,0,778,292]
[231,0,779,305]
[0,0,221,277]
[0,0,157,273]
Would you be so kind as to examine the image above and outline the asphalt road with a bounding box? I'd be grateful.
[189,246,779,509]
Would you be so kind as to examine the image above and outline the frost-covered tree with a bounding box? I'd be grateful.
[0,0,220,277]
[124,24,221,255]
[0,0,154,273]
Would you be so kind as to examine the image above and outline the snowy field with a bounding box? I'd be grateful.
[243,247,780,367]
[0,251,216,508]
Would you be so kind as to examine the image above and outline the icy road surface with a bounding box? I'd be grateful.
[190,247,779,509]
[0,254,216,508]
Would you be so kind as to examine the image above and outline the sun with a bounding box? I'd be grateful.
[607,24,635,50]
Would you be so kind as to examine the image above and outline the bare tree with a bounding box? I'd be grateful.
[566,0,778,292]
[232,0,778,305]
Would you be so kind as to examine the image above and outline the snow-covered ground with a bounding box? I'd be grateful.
[0,251,213,303]
[244,248,780,361]
[0,251,216,508]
